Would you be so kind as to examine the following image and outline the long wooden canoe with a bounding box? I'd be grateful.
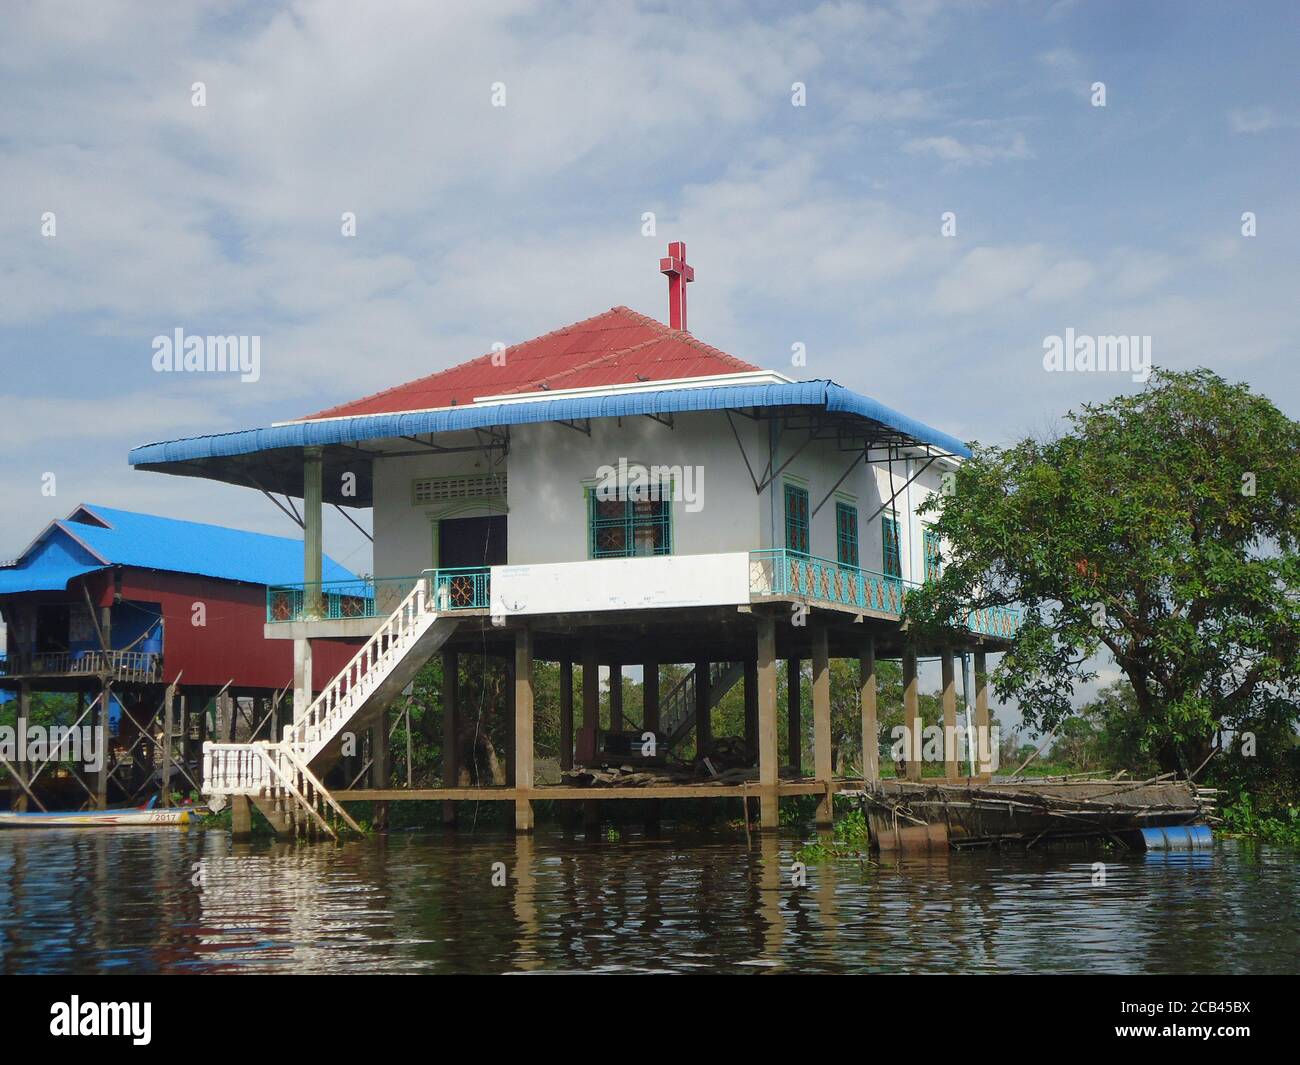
[0,806,205,829]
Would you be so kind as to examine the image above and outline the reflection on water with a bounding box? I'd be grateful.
[0,825,1295,974]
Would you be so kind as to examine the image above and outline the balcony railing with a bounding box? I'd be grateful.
[0,649,161,681]
[427,567,492,612]
[749,549,909,615]
[749,548,1019,638]
[267,575,415,623]
[266,569,490,623]
[262,555,1012,635]
[967,605,1020,639]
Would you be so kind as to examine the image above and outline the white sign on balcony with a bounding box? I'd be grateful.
[490,553,751,616]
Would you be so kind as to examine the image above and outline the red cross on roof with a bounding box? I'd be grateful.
[659,240,694,331]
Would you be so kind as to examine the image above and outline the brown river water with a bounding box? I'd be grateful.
[1,826,1296,974]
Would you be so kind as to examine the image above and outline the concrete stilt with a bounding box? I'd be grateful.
[903,643,921,781]
[743,657,758,753]
[293,637,313,725]
[643,659,660,834]
[230,795,253,840]
[693,659,711,755]
[581,637,599,827]
[643,660,660,733]
[811,626,833,826]
[609,662,622,732]
[756,616,779,830]
[942,649,958,782]
[503,654,516,787]
[514,626,535,833]
[302,446,324,617]
[371,710,389,832]
[974,650,991,781]
[786,658,801,775]
[441,649,458,825]
[860,635,879,787]
[559,658,574,772]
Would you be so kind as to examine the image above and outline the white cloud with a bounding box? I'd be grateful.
[1228,106,1295,134]
[931,245,1092,315]
[0,392,222,449]
[902,132,1032,167]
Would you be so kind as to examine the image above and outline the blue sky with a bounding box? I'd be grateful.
[1,0,1296,710]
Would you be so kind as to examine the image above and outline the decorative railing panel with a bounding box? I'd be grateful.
[749,549,908,616]
[428,567,491,611]
[749,549,1019,638]
[967,605,1020,639]
[267,569,489,623]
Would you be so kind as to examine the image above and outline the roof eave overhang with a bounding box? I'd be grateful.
[128,381,971,504]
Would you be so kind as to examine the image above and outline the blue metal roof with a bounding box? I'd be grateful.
[0,504,357,594]
[0,526,103,592]
[127,380,971,465]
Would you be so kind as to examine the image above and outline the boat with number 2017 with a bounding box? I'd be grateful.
[0,802,206,829]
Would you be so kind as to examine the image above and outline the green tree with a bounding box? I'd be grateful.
[907,368,1300,775]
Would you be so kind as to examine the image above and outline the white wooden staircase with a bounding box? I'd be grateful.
[203,576,458,840]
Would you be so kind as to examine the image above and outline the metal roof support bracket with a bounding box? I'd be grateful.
[864,455,938,524]
[811,448,868,519]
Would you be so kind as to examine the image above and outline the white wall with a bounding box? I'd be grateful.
[371,433,506,578]
[502,411,764,564]
[369,409,953,579]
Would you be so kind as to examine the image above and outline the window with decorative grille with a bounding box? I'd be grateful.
[784,483,810,555]
[586,488,672,558]
[882,514,902,578]
[835,502,859,568]
[923,527,942,581]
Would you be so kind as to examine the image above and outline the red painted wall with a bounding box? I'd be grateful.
[85,568,358,691]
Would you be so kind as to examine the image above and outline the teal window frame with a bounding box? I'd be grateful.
[587,487,673,559]
[835,502,859,568]
[881,514,902,578]
[784,483,810,556]
[923,527,942,581]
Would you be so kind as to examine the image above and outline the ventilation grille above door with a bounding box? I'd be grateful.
[413,474,507,504]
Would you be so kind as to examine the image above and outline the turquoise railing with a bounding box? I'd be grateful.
[266,575,418,623]
[966,605,1020,639]
[749,549,909,615]
[748,548,1019,637]
[266,569,491,622]
[427,567,492,611]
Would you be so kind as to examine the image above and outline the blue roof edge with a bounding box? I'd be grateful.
[128,380,971,465]
[1,505,360,589]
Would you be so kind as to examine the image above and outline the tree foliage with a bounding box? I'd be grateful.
[906,368,1300,774]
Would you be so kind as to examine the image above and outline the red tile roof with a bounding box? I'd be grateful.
[302,306,761,420]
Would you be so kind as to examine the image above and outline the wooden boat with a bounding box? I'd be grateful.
[0,802,207,829]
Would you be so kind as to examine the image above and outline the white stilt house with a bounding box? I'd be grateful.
[130,243,1016,833]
